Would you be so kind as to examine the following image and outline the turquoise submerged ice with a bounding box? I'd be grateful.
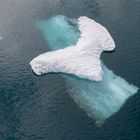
[30,15,138,125]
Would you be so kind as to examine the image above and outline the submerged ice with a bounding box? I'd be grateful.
[30,15,138,125]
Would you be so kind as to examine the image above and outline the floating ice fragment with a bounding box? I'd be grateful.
[30,15,138,125]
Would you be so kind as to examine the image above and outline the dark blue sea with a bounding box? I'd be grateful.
[0,0,140,140]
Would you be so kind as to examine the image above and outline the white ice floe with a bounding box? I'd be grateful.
[30,15,138,125]
[30,16,115,81]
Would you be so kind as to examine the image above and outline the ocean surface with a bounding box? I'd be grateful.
[0,0,140,140]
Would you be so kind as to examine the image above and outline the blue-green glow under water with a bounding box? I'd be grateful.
[37,15,138,125]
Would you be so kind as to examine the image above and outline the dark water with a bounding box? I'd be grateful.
[0,0,140,140]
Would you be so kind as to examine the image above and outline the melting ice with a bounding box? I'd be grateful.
[30,16,115,81]
[30,15,138,125]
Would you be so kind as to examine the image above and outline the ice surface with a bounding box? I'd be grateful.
[30,15,138,125]
[30,16,115,81]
